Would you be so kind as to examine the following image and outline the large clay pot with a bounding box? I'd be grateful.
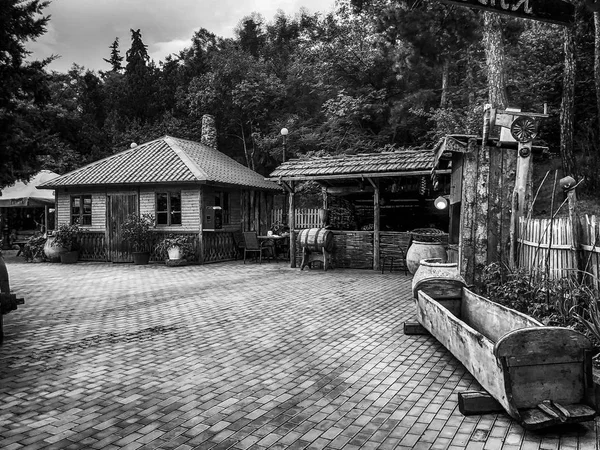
[411,258,466,300]
[406,240,447,274]
[43,236,67,262]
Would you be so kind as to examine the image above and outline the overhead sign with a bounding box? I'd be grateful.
[439,0,574,26]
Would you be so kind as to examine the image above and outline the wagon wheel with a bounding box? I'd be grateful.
[510,116,538,143]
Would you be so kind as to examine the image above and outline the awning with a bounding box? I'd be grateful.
[0,170,59,207]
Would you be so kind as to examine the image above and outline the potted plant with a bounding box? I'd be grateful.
[155,234,194,263]
[121,213,155,265]
[22,234,47,262]
[50,223,83,264]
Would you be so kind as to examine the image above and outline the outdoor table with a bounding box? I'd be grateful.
[257,235,288,261]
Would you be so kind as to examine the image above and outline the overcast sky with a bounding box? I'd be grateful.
[27,0,337,73]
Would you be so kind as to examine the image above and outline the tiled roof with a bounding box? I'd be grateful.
[39,136,280,191]
[269,150,435,179]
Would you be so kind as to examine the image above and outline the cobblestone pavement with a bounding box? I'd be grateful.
[0,252,598,450]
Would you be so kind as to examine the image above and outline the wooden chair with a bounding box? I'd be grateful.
[243,231,268,264]
[381,246,408,275]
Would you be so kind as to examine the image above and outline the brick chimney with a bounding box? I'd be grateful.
[201,114,217,149]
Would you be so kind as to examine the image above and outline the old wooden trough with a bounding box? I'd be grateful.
[411,269,597,430]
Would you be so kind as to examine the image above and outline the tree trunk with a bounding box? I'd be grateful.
[595,12,600,141]
[560,25,577,178]
[483,13,508,109]
[440,59,449,108]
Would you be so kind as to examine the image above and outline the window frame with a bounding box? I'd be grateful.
[155,191,182,226]
[70,195,92,226]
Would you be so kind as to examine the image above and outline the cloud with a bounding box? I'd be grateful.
[26,0,336,73]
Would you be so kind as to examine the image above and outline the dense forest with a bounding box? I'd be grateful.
[2,0,600,199]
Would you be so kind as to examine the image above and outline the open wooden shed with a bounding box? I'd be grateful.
[268,150,451,270]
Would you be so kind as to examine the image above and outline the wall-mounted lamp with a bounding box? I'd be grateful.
[434,196,449,210]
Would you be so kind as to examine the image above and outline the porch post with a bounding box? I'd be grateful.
[288,182,296,268]
[368,178,380,271]
[198,188,205,264]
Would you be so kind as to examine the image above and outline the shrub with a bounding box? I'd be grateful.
[51,223,83,251]
[22,234,47,261]
[121,213,155,252]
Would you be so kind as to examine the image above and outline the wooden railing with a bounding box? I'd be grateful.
[203,232,237,263]
[272,208,322,229]
[78,231,108,261]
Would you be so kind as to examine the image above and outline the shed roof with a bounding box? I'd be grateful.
[39,136,280,191]
[268,150,441,182]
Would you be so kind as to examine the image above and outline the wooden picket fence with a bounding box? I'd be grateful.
[517,214,600,289]
[271,208,322,229]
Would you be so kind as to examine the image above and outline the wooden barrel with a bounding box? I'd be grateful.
[297,228,333,253]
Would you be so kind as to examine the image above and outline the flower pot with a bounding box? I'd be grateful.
[44,236,67,262]
[132,251,150,265]
[411,258,466,300]
[167,246,183,260]
[60,250,79,264]
[406,240,447,275]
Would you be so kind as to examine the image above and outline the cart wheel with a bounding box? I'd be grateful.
[510,116,538,143]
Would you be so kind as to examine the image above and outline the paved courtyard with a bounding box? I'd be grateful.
[0,251,598,450]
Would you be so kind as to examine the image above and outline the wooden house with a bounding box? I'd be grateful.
[38,116,281,263]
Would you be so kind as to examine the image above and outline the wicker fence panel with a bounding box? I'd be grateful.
[331,232,373,269]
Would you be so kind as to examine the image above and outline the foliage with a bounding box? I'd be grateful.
[51,223,84,252]
[155,234,194,259]
[22,234,47,261]
[480,262,599,336]
[0,0,52,189]
[121,213,155,252]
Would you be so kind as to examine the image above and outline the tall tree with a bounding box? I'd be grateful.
[0,0,51,188]
[103,37,124,72]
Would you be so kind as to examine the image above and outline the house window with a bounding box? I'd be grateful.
[156,192,182,225]
[71,195,92,225]
[215,192,230,225]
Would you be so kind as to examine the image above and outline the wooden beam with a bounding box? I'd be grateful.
[458,391,504,416]
[268,170,451,183]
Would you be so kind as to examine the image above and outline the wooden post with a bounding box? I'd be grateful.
[368,178,380,271]
[473,143,490,282]
[509,141,532,269]
[288,182,296,268]
[198,188,205,264]
[567,187,581,280]
[459,138,479,284]
[259,191,267,235]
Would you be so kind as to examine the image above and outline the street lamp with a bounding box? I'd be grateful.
[280,128,288,163]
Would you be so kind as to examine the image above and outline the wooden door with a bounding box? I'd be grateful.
[108,193,137,262]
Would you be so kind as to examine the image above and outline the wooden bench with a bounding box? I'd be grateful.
[412,280,597,430]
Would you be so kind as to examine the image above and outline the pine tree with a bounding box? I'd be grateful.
[0,0,52,188]
[103,37,123,72]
